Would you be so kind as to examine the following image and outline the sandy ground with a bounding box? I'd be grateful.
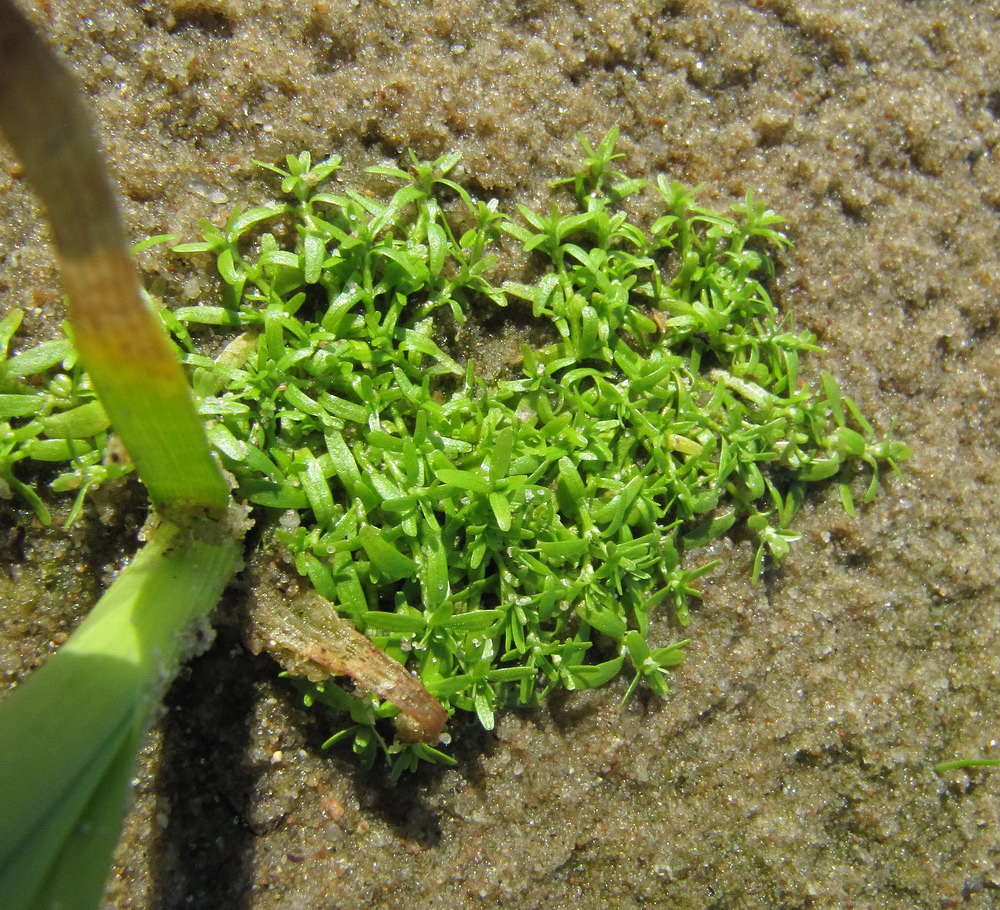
[1,0,998,907]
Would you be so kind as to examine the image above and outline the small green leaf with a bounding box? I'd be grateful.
[579,603,627,639]
[489,491,512,531]
[302,455,336,526]
[426,222,447,276]
[443,611,501,633]
[358,525,418,581]
[217,248,240,286]
[489,426,515,483]
[303,232,325,284]
[473,691,495,731]
[420,527,450,610]
[361,611,426,635]
[0,393,44,419]
[40,401,110,439]
[681,507,736,549]
[5,340,73,377]
[564,656,625,690]
[0,309,24,358]
[834,426,866,456]
[436,467,490,495]
[22,438,95,461]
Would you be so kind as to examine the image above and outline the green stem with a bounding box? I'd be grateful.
[0,518,244,909]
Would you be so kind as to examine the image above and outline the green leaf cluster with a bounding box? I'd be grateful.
[0,132,909,773]
[0,310,128,526]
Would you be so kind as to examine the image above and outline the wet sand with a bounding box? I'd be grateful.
[1,1,998,907]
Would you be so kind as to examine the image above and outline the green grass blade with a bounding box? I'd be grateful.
[38,727,143,910]
[0,518,243,908]
[933,758,1000,774]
